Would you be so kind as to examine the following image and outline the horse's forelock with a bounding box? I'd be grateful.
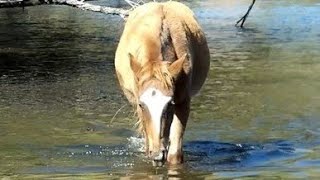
[137,62,174,92]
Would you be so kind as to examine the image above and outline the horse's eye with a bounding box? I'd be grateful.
[170,100,175,105]
[139,103,145,110]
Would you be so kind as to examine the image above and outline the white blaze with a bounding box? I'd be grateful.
[140,88,172,135]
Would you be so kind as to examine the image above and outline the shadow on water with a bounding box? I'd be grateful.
[184,140,295,171]
[23,138,298,178]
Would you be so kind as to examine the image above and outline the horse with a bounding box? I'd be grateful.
[114,1,210,166]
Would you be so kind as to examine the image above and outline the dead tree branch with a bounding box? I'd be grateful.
[124,0,140,8]
[0,0,130,18]
[236,0,256,28]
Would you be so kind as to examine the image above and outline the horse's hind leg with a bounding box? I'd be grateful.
[167,99,190,165]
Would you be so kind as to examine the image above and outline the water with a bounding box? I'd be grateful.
[0,0,320,179]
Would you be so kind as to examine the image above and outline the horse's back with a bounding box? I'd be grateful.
[115,1,210,103]
[162,1,210,96]
[115,2,164,104]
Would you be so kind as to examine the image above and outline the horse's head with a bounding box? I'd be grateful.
[129,53,187,165]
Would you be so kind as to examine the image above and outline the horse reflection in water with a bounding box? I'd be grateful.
[115,1,210,166]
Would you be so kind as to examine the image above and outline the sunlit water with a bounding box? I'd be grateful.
[0,0,320,179]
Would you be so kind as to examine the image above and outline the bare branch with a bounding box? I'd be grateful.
[0,0,130,18]
[64,0,129,16]
[236,0,256,28]
[124,0,139,8]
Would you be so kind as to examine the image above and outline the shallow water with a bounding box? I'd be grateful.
[0,0,320,179]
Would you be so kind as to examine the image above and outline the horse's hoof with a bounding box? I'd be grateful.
[152,160,164,167]
[167,153,184,165]
[151,150,166,167]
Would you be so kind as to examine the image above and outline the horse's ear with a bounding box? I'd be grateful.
[168,54,187,79]
[129,53,141,74]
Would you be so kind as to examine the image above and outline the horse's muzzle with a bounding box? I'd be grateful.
[151,150,167,167]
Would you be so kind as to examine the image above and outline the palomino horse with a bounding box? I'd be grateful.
[115,1,210,165]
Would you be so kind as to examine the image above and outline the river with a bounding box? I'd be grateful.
[0,0,320,178]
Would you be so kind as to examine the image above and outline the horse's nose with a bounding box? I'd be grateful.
[153,150,165,161]
[151,150,166,167]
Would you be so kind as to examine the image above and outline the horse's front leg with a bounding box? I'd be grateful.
[167,99,190,165]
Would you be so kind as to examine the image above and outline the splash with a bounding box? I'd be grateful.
[127,136,145,153]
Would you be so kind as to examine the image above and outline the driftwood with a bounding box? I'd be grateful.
[0,0,130,18]
[236,0,256,28]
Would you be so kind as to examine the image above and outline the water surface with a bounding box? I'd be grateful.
[0,0,320,179]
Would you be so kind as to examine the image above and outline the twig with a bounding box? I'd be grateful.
[236,0,256,28]
[124,0,139,8]
[110,104,128,124]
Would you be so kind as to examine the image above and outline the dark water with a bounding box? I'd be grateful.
[0,0,320,179]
